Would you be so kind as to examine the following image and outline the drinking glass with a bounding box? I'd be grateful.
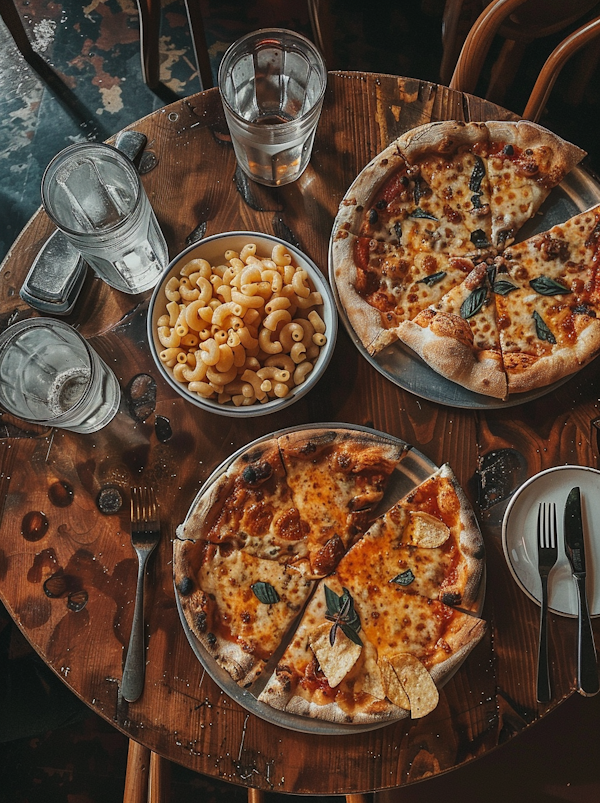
[41,142,168,294]
[218,28,327,186]
[0,318,121,434]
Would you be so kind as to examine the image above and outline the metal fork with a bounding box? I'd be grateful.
[536,501,558,703]
[121,487,160,703]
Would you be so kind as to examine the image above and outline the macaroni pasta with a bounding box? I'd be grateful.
[157,243,327,406]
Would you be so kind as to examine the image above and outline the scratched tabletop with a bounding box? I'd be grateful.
[0,73,598,796]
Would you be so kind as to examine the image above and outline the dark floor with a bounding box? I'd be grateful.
[2,1,600,801]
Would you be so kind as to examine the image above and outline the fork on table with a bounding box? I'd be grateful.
[121,486,160,703]
[536,501,558,703]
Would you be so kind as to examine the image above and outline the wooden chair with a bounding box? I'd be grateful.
[442,0,600,103]
[123,739,371,802]
[137,0,334,91]
[447,0,600,120]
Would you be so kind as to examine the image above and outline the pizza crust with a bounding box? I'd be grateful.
[397,314,508,399]
[505,319,600,393]
[180,437,283,543]
[331,139,408,237]
[262,687,407,724]
[485,120,586,182]
[331,231,400,355]
[440,464,486,612]
[397,120,490,162]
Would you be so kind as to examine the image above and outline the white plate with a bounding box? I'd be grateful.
[502,465,600,617]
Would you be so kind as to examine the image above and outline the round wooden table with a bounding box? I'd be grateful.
[0,72,598,796]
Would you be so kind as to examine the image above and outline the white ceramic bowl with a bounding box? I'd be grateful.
[147,231,338,417]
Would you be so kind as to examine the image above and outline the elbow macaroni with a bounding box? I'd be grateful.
[155,242,327,405]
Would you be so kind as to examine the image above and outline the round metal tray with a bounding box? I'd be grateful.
[329,164,600,410]
[174,423,485,734]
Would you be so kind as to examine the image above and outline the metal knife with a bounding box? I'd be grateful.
[564,486,599,696]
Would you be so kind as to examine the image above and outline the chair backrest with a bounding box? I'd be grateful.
[448,0,600,121]
[448,0,529,94]
[523,15,600,121]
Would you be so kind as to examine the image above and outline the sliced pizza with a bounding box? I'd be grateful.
[331,119,589,396]
[397,120,494,253]
[173,437,316,686]
[485,120,586,248]
[258,566,485,723]
[174,542,314,687]
[494,205,600,392]
[332,230,476,355]
[178,437,311,566]
[361,463,485,611]
[277,428,409,577]
[396,261,507,399]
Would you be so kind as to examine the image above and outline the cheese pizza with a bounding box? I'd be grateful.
[331,119,595,398]
[174,431,485,724]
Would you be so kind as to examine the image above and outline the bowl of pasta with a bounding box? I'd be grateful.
[147,231,338,417]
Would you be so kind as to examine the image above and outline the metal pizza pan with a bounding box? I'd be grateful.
[173,423,485,734]
[329,164,600,410]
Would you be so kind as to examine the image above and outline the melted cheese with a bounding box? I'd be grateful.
[199,547,313,656]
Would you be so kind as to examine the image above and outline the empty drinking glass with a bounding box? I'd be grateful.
[218,29,327,186]
[41,142,168,294]
[0,318,121,434]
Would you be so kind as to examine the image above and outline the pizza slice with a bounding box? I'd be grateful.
[276,428,409,577]
[332,229,476,355]
[361,463,485,612]
[397,120,494,254]
[258,563,485,723]
[500,202,600,289]
[174,541,314,687]
[494,205,600,393]
[396,261,508,399]
[178,437,311,565]
[484,120,586,248]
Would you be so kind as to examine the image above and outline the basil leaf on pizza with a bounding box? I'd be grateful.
[410,207,438,221]
[529,276,571,295]
[493,279,518,295]
[391,569,416,586]
[418,271,446,286]
[460,286,487,319]
[251,581,280,604]
[470,229,491,249]
[533,310,557,343]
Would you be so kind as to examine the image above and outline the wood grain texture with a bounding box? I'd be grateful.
[0,73,597,796]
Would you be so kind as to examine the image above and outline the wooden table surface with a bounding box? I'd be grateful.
[0,72,599,797]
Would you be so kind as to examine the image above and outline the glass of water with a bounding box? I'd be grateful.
[0,318,121,434]
[41,142,168,294]
[218,29,327,186]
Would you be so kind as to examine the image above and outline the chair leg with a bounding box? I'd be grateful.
[0,0,36,61]
[123,740,151,803]
[148,751,171,803]
[182,0,214,90]
[346,795,370,803]
[248,790,265,803]
[135,0,162,88]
